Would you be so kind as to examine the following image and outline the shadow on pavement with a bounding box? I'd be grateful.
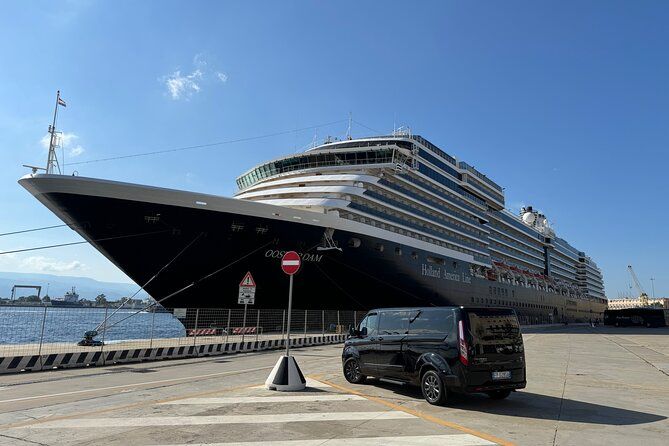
[369,380,666,425]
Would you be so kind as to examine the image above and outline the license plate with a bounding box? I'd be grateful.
[492,371,511,380]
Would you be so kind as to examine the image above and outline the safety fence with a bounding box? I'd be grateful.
[0,306,364,374]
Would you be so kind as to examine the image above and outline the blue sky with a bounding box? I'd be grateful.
[0,1,667,298]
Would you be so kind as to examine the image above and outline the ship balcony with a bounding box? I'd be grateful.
[460,175,505,210]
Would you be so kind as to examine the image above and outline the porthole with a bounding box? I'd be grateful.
[395,247,402,256]
[411,251,418,260]
[375,243,384,252]
[348,238,361,248]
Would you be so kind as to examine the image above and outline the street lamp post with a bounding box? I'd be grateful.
[650,277,655,299]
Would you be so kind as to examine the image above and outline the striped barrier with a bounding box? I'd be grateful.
[186,328,218,336]
[0,334,347,375]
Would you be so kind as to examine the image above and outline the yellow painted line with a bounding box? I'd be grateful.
[315,377,515,446]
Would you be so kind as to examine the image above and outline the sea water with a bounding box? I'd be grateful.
[0,306,185,344]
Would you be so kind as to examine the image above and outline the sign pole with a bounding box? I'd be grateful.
[237,271,256,344]
[241,303,248,344]
[286,274,293,357]
[266,250,305,391]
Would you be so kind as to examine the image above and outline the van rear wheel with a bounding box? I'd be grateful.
[486,389,511,400]
[421,370,447,405]
[343,358,366,384]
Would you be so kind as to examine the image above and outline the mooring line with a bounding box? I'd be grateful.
[95,232,205,333]
[100,238,278,331]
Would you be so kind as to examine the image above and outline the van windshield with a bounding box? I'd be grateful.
[466,309,521,346]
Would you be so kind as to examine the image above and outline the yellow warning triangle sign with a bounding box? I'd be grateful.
[239,271,256,287]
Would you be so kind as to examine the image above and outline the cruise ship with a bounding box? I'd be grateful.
[20,130,607,323]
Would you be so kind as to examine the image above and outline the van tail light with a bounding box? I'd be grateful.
[458,320,469,366]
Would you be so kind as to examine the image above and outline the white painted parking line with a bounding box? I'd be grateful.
[252,377,330,389]
[24,411,415,428]
[0,365,276,404]
[150,434,496,445]
[305,377,331,388]
[161,394,365,405]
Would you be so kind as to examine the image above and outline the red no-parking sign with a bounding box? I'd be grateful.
[281,251,301,275]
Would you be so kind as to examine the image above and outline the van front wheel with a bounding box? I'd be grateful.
[486,389,511,400]
[421,370,447,405]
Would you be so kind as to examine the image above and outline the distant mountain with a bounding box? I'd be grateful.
[0,271,149,301]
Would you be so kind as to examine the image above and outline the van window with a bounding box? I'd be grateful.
[408,309,454,336]
[465,309,521,348]
[378,310,410,335]
[358,313,378,337]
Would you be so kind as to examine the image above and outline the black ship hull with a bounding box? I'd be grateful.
[20,175,606,324]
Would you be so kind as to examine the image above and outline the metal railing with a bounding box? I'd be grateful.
[0,305,365,359]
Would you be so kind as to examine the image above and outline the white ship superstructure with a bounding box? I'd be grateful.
[236,130,607,317]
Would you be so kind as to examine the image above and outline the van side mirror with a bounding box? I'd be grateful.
[348,326,367,338]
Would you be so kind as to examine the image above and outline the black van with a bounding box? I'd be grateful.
[342,306,526,405]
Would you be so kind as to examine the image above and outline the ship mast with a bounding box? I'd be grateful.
[46,90,65,174]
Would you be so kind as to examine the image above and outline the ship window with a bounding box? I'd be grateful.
[427,256,445,265]
[395,247,402,256]
[375,243,384,252]
[411,251,418,260]
[348,238,361,248]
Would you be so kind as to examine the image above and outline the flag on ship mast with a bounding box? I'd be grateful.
[57,96,67,107]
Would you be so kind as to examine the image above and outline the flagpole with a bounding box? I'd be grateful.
[46,90,61,174]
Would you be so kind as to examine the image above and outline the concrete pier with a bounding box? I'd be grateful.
[0,325,667,445]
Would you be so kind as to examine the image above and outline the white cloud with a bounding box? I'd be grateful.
[163,69,204,100]
[40,131,86,157]
[0,251,18,266]
[193,53,208,68]
[21,256,86,273]
[161,55,228,100]
[69,145,85,157]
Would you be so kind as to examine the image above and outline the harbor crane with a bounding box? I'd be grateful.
[627,265,649,307]
[10,285,42,301]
